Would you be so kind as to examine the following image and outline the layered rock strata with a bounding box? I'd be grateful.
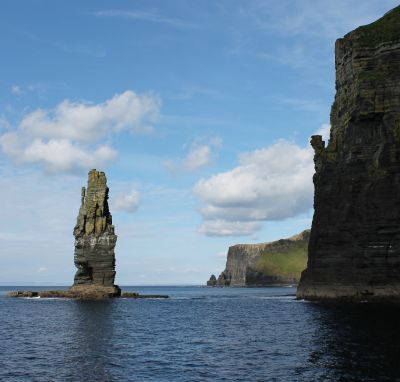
[208,230,310,287]
[8,169,171,299]
[297,7,400,301]
[71,169,120,296]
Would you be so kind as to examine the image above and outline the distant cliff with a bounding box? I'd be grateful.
[207,230,310,287]
[297,6,400,301]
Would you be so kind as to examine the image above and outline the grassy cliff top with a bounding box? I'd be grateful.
[231,229,310,250]
[255,230,309,279]
[346,6,400,47]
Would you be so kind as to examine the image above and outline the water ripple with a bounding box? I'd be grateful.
[1,286,400,381]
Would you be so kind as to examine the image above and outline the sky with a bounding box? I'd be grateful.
[0,0,398,285]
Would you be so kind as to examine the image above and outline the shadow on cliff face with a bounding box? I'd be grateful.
[305,303,400,381]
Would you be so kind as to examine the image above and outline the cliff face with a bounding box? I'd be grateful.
[71,169,120,296]
[208,230,310,287]
[297,7,400,301]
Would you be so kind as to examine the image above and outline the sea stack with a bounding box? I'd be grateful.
[297,7,400,301]
[70,169,120,297]
[8,169,171,298]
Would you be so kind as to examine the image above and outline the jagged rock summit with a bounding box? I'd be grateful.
[208,230,310,287]
[297,6,400,301]
[8,169,170,299]
[70,169,120,297]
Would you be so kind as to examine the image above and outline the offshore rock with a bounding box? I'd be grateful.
[209,230,310,287]
[297,7,400,301]
[72,169,120,296]
[207,274,217,286]
[8,169,171,299]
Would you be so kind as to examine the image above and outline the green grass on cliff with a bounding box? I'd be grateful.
[352,6,400,47]
[255,241,308,280]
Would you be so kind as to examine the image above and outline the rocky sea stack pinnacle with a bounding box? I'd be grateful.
[70,169,121,297]
[297,7,400,301]
[8,169,170,299]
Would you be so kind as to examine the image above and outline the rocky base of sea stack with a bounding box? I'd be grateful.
[8,286,169,299]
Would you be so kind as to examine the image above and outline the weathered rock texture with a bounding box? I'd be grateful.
[71,169,120,296]
[297,7,400,301]
[208,230,310,287]
[8,169,172,299]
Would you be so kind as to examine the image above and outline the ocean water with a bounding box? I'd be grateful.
[1,286,400,382]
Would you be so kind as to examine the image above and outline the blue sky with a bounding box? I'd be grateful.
[0,0,398,285]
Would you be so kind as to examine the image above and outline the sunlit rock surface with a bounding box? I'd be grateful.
[208,230,310,287]
[71,169,120,297]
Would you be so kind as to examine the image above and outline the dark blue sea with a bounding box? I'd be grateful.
[1,286,400,382]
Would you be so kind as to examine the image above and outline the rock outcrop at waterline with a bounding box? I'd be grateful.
[207,275,217,286]
[297,6,400,301]
[71,169,120,297]
[8,290,169,299]
[208,230,310,287]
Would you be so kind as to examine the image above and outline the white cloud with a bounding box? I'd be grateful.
[276,96,326,112]
[194,140,314,236]
[37,267,47,273]
[249,0,398,39]
[0,90,160,173]
[184,145,212,171]
[0,166,82,283]
[165,137,222,173]
[114,188,140,213]
[316,123,330,143]
[18,90,159,141]
[23,139,117,172]
[94,9,197,29]
[0,115,11,130]
[162,159,178,174]
[199,220,263,237]
[11,85,23,95]
[10,84,37,96]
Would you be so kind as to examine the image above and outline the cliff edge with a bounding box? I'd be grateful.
[208,230,310,287]
[297,6,400,301]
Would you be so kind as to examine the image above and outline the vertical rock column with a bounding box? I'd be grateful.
[71,169,120,296]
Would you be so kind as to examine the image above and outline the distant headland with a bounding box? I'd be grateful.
[207,230,309,287]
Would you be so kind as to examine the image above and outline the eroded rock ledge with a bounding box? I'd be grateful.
[8,288,169,300]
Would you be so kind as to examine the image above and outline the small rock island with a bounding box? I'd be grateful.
[297,6,400,302]
[9,169,168,299]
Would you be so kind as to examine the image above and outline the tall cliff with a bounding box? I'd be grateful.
[297,7,400,301]
[208,230,310,287]
[71,169,120,296]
